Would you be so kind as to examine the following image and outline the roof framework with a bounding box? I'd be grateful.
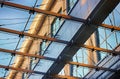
[0,0,120,79]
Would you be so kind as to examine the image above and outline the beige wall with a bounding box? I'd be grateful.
[38,0,67,36]
[86,32,99,65]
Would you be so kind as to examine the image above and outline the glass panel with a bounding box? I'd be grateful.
[40,40,47,55]
[51,9,63,37]
[67,0,77,12]
[51,18,61,36]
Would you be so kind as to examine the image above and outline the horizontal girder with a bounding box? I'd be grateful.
[0,27,119,55]
[0,48,117,72]
[0,1,86,23]
[0,64,80,79]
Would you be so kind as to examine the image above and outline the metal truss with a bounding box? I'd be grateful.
[0,27,119,55]
[0,0,120,79]
[0,64,80,79]
[0,1,120,32]
[0,1,86,23]
[0,48,117,72]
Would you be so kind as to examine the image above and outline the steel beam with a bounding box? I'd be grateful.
[100,24,120,31]
[2,0,117,78]
[0,1,120,32]
[0,27,68,44]
[0,64,80,79]
[0,64,45,75]
[42,0,120,79]
[79,44,119,54]
[68,61,116,72]
[0,27,119,54]
[0,48,117,72]
[0,48,56,61]
[53,75,80,79]
[0,1,86,23]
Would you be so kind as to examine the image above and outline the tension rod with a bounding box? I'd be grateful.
[0,48,56,61]
[0,48,117,72]
[79,44,119,55]
[0,27,119,55]
[68,61,117,72]
[0,1,86,23]
[0,27,69,44]
[0,64,80,79]
[0,64,45,75]
[100,23,120,31]
[1,1,120,31]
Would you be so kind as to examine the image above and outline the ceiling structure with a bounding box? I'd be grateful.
[0,0,120,79]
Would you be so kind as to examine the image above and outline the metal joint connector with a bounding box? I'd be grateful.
[0,2,4,8]
[19,34,24,38]
[29,7,35,14]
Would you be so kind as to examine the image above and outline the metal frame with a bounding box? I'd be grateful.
[0,27,119,55]
[1,1,120,31]
[0,0,119,79]
[42,0,120,79]
[0,48,56,61]
[0,48,117,72]
[0,27,68,44]
[100,24,120,31]
[0,1,86,23]
[79,44,119,55]
[0,64,80,79]
[68,61,116,72]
